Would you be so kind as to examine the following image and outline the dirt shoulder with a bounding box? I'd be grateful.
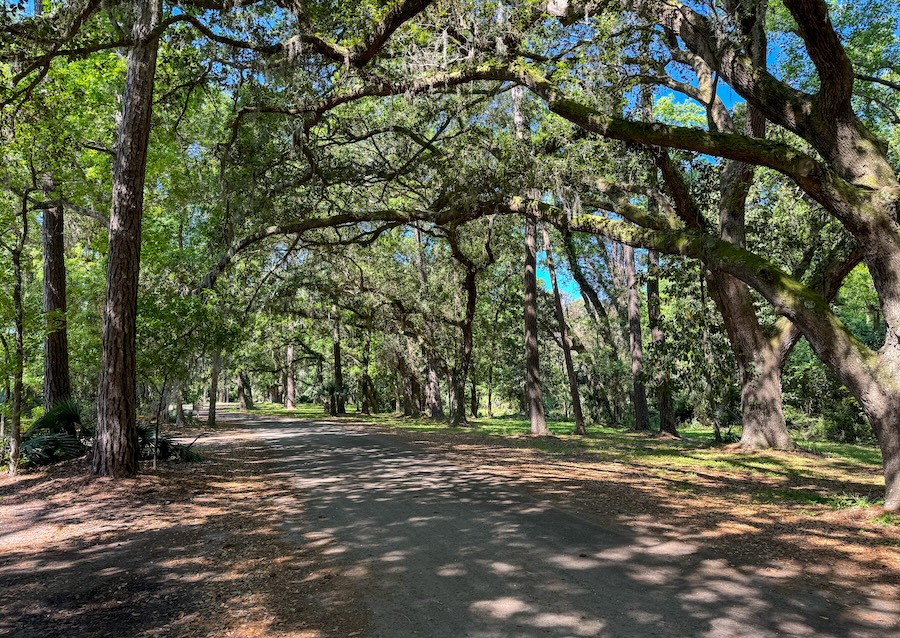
[0,424,367,638]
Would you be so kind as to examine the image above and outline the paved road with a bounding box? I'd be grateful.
[243,415,892,638]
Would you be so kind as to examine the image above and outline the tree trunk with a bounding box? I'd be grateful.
[865,396,900,511]
[708,272,792,449]
[623,244,650,431]
[237,371,254,410]
[242,372,254,409]
[285,345,295,409]
[41,175,71,417]
[543,225,586,435]
[207,349,221,428]
[424,352,444,419]
[470,376,478,418]
[487,364,493,418]
[450,268,478,425]
[332,306,345,414]
[362,328,374,414]
[450,369,465,424]
[647,251,677,436]
[236,373,247,410]
[316,360,328,414]
[8,197,26,476]
[739,346,790,449]
[93,0,162,477]
[524,216,548,435]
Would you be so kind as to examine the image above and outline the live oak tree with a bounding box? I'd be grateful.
[319,0,900,507]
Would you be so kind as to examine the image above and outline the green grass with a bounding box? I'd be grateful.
[827,493,883,509]
[795,440,883,465]
[870,512,900,526]
[752,488,831,505]
[220,402,887,508]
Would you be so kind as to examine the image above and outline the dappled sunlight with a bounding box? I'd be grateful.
[242,417,900,637]
[0,419,367,637]
[2,413,898,637]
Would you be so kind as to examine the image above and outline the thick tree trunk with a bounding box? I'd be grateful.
[332,307,345,414]
[708,272,792,449]
[524,217,548,435]
[41,175,71,416]
[865,396,900,511]
[399,357,420,416]
[237,371,254,410]
[450,369,466,425]
[93,0,161,477]
[285,345,295,409]
[236,374,247,410]
[243,372,254,409]
[713,138,792,448]
[207,350,221,428]
[543,226,586,435]
[647,251,677,436]
[740,348,791,449]
[424,353,444,418]
[623,244,650,431]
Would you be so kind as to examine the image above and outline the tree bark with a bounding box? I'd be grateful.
[285,345,295,409]
[207,349,221,428]
[236,373,247,410]
[708,272,792,448]
[41,175,71,415]
[524,216,548,434]
[424,352,445,418]
[450,269,477,425]
[332,306,345,414]
[623,244,650,431]
[237,371,254,410]
[543,225,586,435]
[93,0,162,477]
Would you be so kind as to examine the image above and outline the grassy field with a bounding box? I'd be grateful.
[222,401,891,514]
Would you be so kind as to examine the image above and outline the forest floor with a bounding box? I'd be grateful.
[0,405,898,637]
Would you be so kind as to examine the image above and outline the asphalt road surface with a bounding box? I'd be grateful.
[247,415,889,638]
